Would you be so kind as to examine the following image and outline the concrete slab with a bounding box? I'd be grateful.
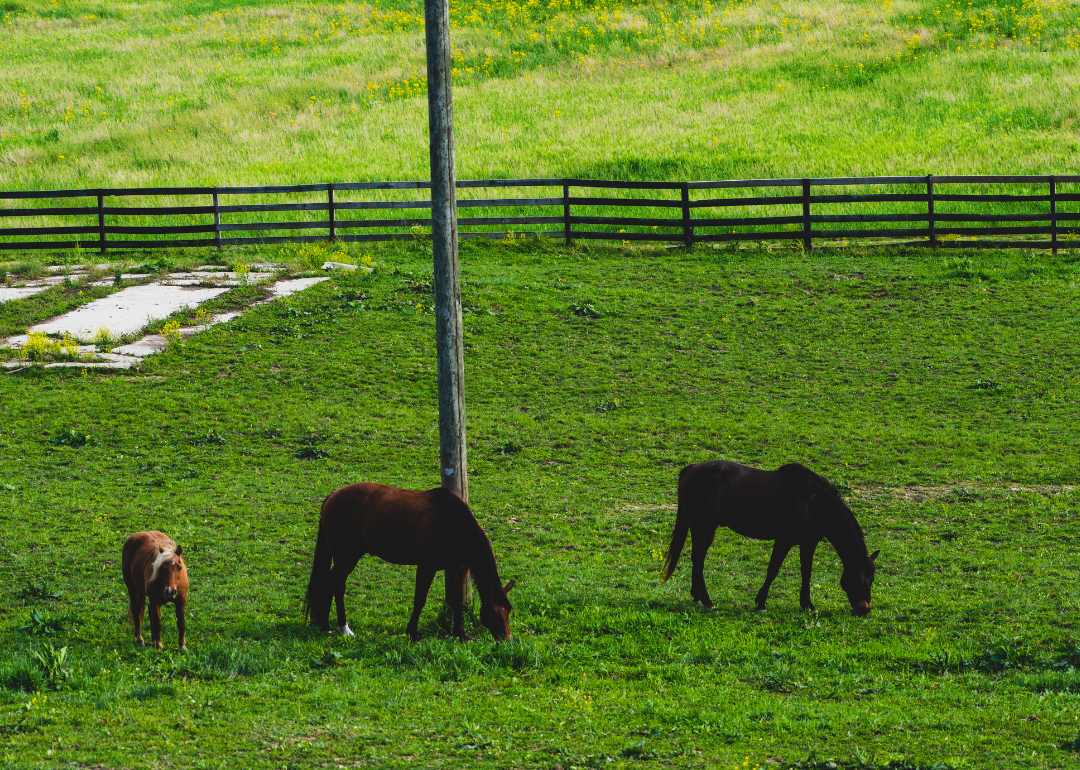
[26,283,230,338]
[45,360,136,369]
[3,274,330,368]
[46,264,111,272]
[270,277,329,298]
[86,273,152,284]
[0,286,51,303]
[111,335,168,357]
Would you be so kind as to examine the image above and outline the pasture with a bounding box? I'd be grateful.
[2,0,1079,189]
[2,0,1080,767]
[1,241,1079,768]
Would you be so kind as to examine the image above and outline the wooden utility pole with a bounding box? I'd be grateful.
[425,0,467,502]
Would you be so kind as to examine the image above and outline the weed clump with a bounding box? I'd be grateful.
[20,331,81,363]
[50,428,89,448]
[92,326,118,353]
[188,430,227,446]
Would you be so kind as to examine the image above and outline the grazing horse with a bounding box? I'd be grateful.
[662,461,879,615]
[121,531,189,650]
[304,483,514,640]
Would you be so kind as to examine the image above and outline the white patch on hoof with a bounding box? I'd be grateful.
[339,623,354,637]
[754,607,768,613]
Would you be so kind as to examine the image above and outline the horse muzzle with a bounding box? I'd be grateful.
[850,603,871,617]
[163,587,178,600]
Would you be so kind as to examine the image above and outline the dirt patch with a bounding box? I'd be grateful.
[852,483,1077,503]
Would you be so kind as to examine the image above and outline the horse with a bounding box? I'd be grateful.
[121,531,189,651]
[662,461,879,615]
[303,483,514,641]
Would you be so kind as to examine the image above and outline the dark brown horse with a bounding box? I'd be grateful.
[304,483,514,640]
[662,461,879,615]
[121,531,189,651]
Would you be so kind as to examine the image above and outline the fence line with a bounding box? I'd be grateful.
[2,175,1078,256]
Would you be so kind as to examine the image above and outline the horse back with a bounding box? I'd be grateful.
[321,483,468,566]
[679,461,812,541]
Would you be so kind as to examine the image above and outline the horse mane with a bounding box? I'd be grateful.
[435,489,509,607]
[777,464,868,560]
[149,540,178,583]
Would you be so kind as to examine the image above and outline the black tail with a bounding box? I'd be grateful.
[662,466,694,582]
[302,519,333,628]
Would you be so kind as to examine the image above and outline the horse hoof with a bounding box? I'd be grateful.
[338,623,354,638]
[754,607,767,614]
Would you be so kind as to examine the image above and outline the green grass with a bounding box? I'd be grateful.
[1,0,1078,190]
[1,242,1079,768]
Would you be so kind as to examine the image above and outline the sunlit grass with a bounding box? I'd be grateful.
[1,0,1078,190]
[1,242,1079,768]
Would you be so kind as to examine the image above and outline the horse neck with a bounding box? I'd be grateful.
[823,505,868,568]
[462,521,501,595]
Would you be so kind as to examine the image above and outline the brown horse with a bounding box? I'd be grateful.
[662,461,879,615]
[121,531,189,650]
[304,483,514,640]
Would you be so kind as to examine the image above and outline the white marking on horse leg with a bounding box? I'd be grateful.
[339,623,354,637]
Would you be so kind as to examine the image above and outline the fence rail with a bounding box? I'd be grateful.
[1,175,1078,255]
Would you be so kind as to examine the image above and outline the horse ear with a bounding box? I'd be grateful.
[175,544,183,556]
[158,543,166,552]
[503,579,515,594]
[869,549,880,561]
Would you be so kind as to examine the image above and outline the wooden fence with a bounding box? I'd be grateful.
[1,175,1078,255]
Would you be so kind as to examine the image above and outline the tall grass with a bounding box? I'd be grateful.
[1,0,1078,191]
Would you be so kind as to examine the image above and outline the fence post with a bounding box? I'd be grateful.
[97,192,106,256]
[927,174,936,248]
[213,191,221,251]
[1050,176,1057,256]
[328,184,336,241]
[563,180,571,248]
[681,183,692,248]
[801,179,811,252]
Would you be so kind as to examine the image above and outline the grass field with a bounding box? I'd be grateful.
[2,0,1079,767]
[1,241,1079,768]
[2,0,1079,190]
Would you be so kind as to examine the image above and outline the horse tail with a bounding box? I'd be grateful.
[445,566,475,607]
[662,465,695,582]
[302,518,333,628]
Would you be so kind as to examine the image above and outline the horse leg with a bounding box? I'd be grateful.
[798,541,819,612]
[148,600,163,650]
[755,540,793,611]
[405,564,438,641]
[129,591,146,646]
[445,565,469,639]
[330,556,362,637]
[690,526,716,607]
[175,598,187,652]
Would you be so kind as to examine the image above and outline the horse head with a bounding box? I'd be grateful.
[151,543,186,602]
[479,580,515,640]
[806,478,879,617]
[840,548,879,615]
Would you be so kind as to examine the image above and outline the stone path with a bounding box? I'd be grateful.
[2,271,329,370]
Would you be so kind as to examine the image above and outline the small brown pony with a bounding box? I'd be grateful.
[121,531,189,650]
[663,461,879,615]
[304,483,514,640]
